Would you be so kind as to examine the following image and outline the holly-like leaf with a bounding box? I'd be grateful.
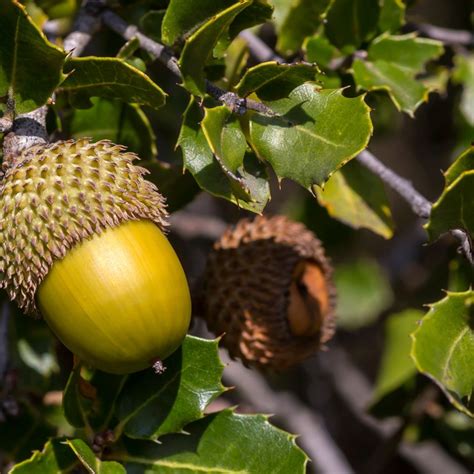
[378,0,406,33]
[272,0,333,56]
[70,98,157,160]
[316,159,394,238]
[66,439,126,474]
[373,309,422,403]
[334,258,393,330]
[61,57,166,109]
[411,290,474,418]
[179,1,251,96]
[452,54,474,126]
[426,146,474,242]
[9,439,78,474]
[304,34,340,70]
[117,409,308,473]
[140,10,166,43]
[325,0,380,50]
[352,33,444,115]
[178,99,270,212]
[0,0,66,113]
[249,83,372,188]
[236,61,318,100]
[115,336,226,440]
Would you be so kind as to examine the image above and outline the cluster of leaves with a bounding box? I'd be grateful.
[0,0,473,471]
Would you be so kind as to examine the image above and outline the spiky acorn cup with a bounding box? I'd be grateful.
[0,139,191,374]
[202,215,335,370]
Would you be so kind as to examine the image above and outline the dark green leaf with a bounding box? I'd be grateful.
[452,54,474,126]
[352,33,443,115]
[9,439,78,474]
[373,309,422,403]
[162,0,235,46]
[325,0,380,50]
[379,0,406,32]
[118,409,308,473]
[411,290,474,418]
[178,99,270,212]
[334,258,393,330]
[140,10,166,43]
[66,439,126,474]
[426,146,474,242]
[273,0,332,56]
[228,1,273,39]
[62,57,166,109]
[179,1,251,96]
[115,336,226,440]
[316,159,394,238]
[69,98,157,160]
[236,61,318,100]
[249,83,372,187]
[0,0,66,113]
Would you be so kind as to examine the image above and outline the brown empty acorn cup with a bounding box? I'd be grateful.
[202,215,336,370]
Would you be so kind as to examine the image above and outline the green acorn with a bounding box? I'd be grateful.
[0,139,191,374]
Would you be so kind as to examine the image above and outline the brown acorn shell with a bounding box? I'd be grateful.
[202,215,336,370]
[0,139,168,315]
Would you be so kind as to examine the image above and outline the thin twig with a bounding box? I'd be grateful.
[222,352,354,474]
[239,30,283,63]
[408,22,474,46]
[357,150,432,219]
[101,9,276,116]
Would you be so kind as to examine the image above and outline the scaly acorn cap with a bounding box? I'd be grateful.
[202,215,336,370]
[0,138,168,315]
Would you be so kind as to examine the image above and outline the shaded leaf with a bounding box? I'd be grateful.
[249,83,372,187]
[62,57,166,109]
[115,336,226,440]
[9,439,78,474]
[452,54,474,126]
[0,0,66,113]
[426,145,474,241]
[379,0,406,33]
[304,34,340,69]
[66,439,126,474]
[411,290,474,417]
[179,1,251,96]
[70,98,157,160]
[373,309,422,403]
[273,0,333,56]
[325,0,380,50]
[316,159,394,238]
[352,33,443,115]
[178,99,270,212]
[140,10,166,43]
[236,61,318,100]
[334,258,393,330]
[119,409,308,473]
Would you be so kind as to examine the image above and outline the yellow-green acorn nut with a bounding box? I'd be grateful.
[0,139,191,374]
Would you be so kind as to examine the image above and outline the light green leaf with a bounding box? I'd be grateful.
[373,309,422,403]
[411,290,474,417]
[352,33,443,115]
[118,409,308,473]
[236,61,318,100]
[249,83,372,187]
[304,34,340,69]
[62,57,166,109]
[66,439,126,474]
[325,0,380,50]
[9,439,78,474]
[178,99,270,212]
[316,159,394,238]
[426,146,474,241]
[70,98,157,161]
[379,0,406,32]
[115,336,226,440]
[452,54,474,126]
[0,0,66,113]
[334,258,393,330]
[179,1,251,96]
[273,0,333,56]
